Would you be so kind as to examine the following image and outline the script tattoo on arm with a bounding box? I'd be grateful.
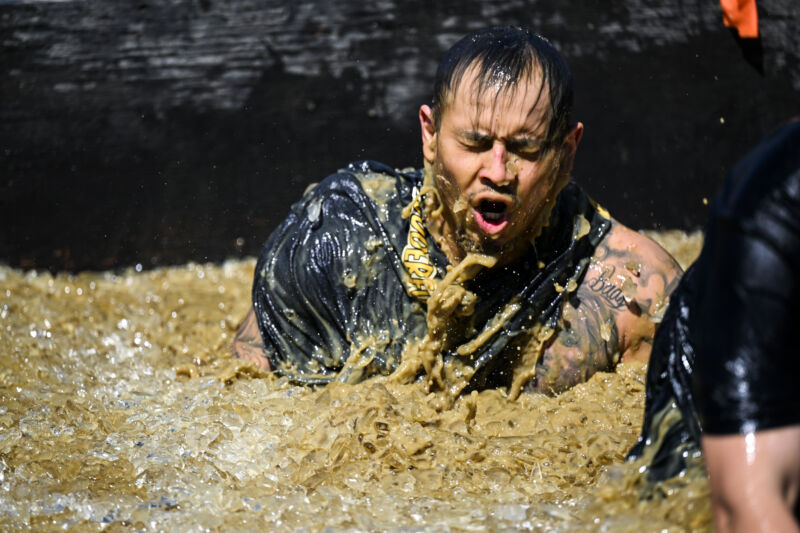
[587,234,682,314]
[586,227,683,361]
[529,227,683,393]
[231,307,272,371]
[584,264,627,310]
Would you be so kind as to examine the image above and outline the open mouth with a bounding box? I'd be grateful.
[474,199,510,233]
[480,200,507,221]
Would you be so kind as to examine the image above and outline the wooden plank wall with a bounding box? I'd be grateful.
[1,0,797,270]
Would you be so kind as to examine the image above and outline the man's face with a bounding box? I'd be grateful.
[420,65,582,263]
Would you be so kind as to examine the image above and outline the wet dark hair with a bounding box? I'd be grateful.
[431,26,574,146]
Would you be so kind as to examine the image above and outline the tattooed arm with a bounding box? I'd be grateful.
[529,221,682,393]
[231,307,272,371]
[596,223,683,364]
[531,285,621,394]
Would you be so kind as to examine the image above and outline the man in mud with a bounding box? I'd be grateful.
[627,120,800,532]
[233,26,681,396]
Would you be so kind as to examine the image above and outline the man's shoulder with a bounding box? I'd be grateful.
[531,217,683,392]
[586,219,683,305]
[268,160,424,264]
[598,221,682,276]
[575,219,683,359]
[341,160,420,179]
[315,160,421,191]
[301,160,422,210]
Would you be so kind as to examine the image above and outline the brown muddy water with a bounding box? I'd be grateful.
[0,231,707,532]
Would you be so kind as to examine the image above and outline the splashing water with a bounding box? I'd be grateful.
[0,231,710,531]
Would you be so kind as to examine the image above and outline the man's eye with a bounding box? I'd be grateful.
[509,142,544,160]
[462,139,492,152]
[515,148,541,161]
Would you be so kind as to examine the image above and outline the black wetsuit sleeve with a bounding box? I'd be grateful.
[628,121,800,480]
[251,176,362,383]
[691,123,800,435]
[693,210,800,434]
[625,262,703,480]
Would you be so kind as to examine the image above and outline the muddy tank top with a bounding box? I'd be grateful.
[252,160,610,389]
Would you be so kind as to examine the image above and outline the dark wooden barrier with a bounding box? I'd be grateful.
[1,0,797,271]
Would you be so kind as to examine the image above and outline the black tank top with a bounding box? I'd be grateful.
[251,160,610,389]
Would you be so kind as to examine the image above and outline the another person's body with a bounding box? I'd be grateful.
[628,120,800,532]
[234,27,681,395]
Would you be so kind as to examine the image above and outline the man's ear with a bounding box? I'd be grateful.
[559,121,584,172]
[419,104,437,163]
[563,122,584,154]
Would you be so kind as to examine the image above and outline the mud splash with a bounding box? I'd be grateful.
[0,231,709,531]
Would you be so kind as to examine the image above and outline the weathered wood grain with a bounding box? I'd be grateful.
[1,0,798,270]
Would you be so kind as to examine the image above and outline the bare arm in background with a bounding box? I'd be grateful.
[703,426,800,533]
[231,307,272,371]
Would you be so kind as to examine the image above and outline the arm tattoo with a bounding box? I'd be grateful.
[588,234,682,319]
[528,227,684,393]
[585,264,627,310]
[626,254,682,320]
[533,290,620,394]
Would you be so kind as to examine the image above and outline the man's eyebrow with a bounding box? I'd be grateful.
[456,129,546,149]
[505,135,546,150]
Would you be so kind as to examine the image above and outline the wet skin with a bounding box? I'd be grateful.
[419,64,682,393]
[419,64,580,266]
[531,222,682,393]
[702,426,800,533]
[232,306,271,371]
[234,63,683,392]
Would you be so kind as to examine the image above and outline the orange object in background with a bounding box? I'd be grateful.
[720,0,759,38]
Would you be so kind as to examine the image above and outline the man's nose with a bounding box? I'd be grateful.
[481,142,514,187]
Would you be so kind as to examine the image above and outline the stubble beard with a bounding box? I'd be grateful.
[457,214,547,265]
[429,160,567,265]
[430,158,528,263]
